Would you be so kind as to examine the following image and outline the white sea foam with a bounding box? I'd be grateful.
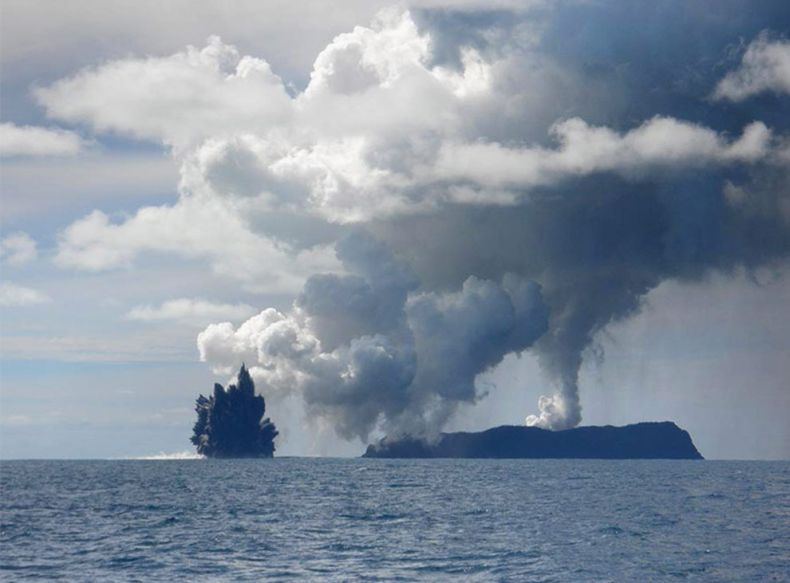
[132,451,204,460]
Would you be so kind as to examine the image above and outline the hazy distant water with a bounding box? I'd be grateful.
[1,459,788,582]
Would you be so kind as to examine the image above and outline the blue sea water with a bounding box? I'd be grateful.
[1,459,788,581]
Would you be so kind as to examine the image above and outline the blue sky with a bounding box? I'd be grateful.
[1,0,788,459]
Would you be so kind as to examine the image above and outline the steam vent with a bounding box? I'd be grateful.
[191,365,278,458]
[364,422,704,459]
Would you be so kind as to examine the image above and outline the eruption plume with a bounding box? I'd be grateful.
[38,7,787,441]
[199,232,549,440]
[186,8,789,439]
[191,364,278,457]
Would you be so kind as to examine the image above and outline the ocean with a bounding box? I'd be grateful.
[1,459,788,581]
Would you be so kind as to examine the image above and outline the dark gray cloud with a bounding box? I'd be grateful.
[25,1,788,438]
[373,159,789,427]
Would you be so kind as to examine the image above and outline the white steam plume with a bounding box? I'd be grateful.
[198,231,548,440]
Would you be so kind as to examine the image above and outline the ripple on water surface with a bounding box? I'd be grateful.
[1,458,788,581]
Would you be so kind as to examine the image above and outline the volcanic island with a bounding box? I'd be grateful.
[362,422,703,459]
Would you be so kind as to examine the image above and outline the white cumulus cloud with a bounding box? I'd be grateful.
[434,117,773,190]
[35,35,292,151]
[0,232,38,265]
[0,123,85,157]
[42,11,779,246]
[714,34,790,101]
[54,198,339,292]
[126,298,257,324]
[0,283,51,306]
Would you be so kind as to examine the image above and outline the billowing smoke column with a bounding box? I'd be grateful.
[373,175,790,430]
[191,364,278,457]
[41,6,789,439]
[199,231,548,441]
[189,8,790,438]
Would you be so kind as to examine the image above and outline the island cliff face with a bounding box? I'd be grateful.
[363,422,703,459]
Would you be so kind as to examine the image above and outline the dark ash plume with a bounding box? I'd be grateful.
[198,231,549,442]
[193,5,790,439]
[191,365,278,458]
[372,172,790,429]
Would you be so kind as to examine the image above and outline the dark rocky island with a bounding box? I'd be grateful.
[363,422,703,459]
[191,365,278,458]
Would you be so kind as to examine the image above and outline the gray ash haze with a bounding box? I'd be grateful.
[1,0,789,458]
